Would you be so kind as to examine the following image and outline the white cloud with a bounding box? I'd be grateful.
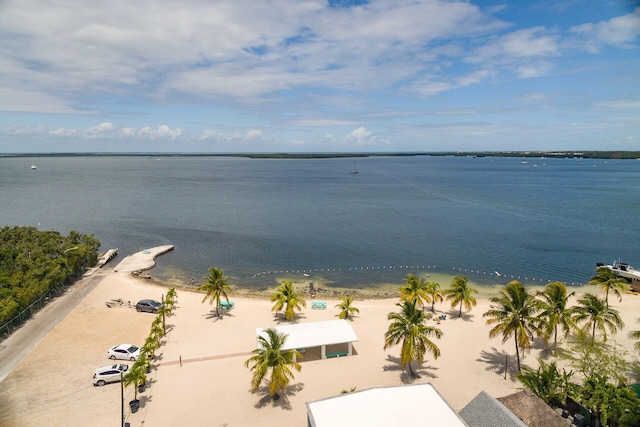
[570,7,640,52]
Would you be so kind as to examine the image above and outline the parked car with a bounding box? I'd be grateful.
[135,299,163,313]
[93,363,129,386]
[108,344,140,361]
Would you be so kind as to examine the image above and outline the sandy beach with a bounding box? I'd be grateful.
[0,265,638,426]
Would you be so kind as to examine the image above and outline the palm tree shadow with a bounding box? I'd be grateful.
[382,354,438,383]
[477,347,518,380]
[273,313,307,324]
[204,309,235,321]
[252,383,305,410]
[446,309,475,322]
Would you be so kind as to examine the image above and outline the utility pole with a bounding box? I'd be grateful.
[121,371,125,427]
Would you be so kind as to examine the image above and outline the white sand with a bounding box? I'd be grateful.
[0,271,638,427]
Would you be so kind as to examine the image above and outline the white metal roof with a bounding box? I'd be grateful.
[306,384,468,427]
[255,319,358,350]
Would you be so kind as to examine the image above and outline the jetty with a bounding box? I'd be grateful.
[84,248,118,276]
[113,245,174,273]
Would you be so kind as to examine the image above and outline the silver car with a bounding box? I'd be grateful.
[93,363,129,386]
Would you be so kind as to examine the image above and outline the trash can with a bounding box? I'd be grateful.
[129,399,140,413]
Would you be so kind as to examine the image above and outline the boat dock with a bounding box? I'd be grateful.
[84,248,119,276]
[113,245,174,273]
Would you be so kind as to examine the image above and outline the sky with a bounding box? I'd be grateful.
[1,0,639,153]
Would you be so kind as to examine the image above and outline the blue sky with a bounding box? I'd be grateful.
[0,0,638,153]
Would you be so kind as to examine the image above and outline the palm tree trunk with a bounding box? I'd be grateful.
[514,333,521,372]
[407,360,419,378]
[458,300,463,318]
[553,325,558,355]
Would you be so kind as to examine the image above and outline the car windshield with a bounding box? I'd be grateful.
[127,345,138,353]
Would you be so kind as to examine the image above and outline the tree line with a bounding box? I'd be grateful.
[0,225,101,326]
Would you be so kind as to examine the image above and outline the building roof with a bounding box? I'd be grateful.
[459,391,527,427]
[306,384,468,427]
[256,319,358,350]
[497,390,567,427]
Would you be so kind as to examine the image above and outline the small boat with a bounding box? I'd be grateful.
[598,261,640,284]
[349,169,358,174]
[31,164,37,170]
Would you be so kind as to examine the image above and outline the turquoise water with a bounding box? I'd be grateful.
[1,155,638,288]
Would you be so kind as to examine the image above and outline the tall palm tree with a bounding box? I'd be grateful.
[244,328,302,400]
[483,281,541,372]
[573,293,624,342]
[383,300,443,378]
[335,296,359,320]
[443,275,478,318]
[399,273,430,309]
[425,281,443,313]
[589,266,630,308]
[537,281,575,354]
[630,319,640,353]
[271,280,306,321]
[123,361,147,401]
[198,267,231,317]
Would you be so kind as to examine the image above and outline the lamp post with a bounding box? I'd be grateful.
[121,371,124,427]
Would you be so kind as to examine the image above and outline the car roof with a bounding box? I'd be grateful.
[96,364,127,372]
[112,343,135,350]
[138,299,160,304]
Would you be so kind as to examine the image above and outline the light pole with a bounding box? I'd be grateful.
[121,371,124,427]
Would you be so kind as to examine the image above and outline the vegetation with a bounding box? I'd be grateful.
[198,267,231,317]
[630,319,640,353]
[589,266,630,308]
[443,275,477,318]
[425,281,443,313]
[383,300,443,378]
[335,296,359,320]
[572,293,624,343]
[517,357,575,407]
[0,226,100,325]
[271,280,306,321]
[536,282,575,354]
[399,273,430,310]
[123,360,147,401]
[484,281,541,372]
[244,328,302,400]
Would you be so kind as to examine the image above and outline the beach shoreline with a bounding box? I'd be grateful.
[0,259,638,426]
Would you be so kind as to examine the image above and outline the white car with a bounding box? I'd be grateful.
[93,363,129,386]
[107,344,140,361]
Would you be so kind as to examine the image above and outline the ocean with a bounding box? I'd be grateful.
[1,155,638,290]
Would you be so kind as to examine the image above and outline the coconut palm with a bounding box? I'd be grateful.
[166,287,178,305]
[244,328,302,400]
[383,300,443,378]
[335,296,359,320]
[572,293,624,342]
[517,357,575,406]
[198,267,231,317]
[588,266,630,308]
[483,281,541,372]
[443,275,477,318]
[142,335,160,360]
[425,281,443,313]
[399,273,430,309]
[536,281,575,354]
[123,361,147,401]
[630,319,640,353]
[271,280,306,321]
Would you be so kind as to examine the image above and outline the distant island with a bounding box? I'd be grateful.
[2,151,640,160]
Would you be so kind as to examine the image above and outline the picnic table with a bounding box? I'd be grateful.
[311,301,326,310]
[218,301,234,309]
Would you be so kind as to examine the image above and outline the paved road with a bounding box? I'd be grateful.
[0,270,109,383]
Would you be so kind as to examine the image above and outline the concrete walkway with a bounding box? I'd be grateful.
[114,245,174,272]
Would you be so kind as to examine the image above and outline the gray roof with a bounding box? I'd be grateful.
[459,391,527,427]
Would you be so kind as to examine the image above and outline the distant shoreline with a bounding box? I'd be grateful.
[2,151,640,159]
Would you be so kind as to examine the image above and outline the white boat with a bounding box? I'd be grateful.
[31,164,37,170]
[599,261,640,284]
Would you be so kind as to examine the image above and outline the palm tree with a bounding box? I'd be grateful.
[198,267,231,317]
[573,293,624,342]
[425,281,443,313]
[588,266,630,308]
[123,361,147,401]
[443,275,478,318]
[335,296,359,320]
[630,319,640,353]
[537,281,575,354]
[399,273,430,309]
[383,300,443,378]
[244,328,302,400]
[271,280,306,321]
[483,281,541,372]
[517,357,575,406]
